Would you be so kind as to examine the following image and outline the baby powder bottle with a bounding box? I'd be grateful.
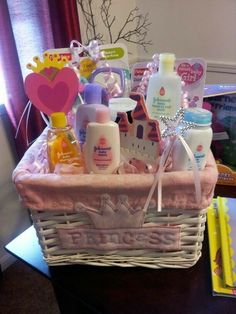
[146,53,182,129]
[47,112,84,173]
[172,108,213,171]
[75,83,106,145]
[84,106,120,174]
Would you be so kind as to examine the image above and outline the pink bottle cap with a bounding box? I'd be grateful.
[95,106,111,123]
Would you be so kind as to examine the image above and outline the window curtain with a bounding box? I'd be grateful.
[0,0,81,159]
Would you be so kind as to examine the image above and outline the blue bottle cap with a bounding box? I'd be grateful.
[184,108,212,125]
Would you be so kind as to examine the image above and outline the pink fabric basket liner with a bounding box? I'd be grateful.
[13,131,218,212]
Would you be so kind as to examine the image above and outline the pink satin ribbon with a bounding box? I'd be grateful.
[15,101,50,147]
[143,135,201,213]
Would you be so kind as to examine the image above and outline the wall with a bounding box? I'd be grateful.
[0,105,30,271]
[77,0,138,61]
[136,0,236,83]
[77,0,236,83]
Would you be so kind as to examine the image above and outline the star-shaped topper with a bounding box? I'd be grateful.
[160,108,196,138]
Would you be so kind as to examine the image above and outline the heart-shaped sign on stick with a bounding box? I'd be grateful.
[25,67,79,115]
[177,62,204,85]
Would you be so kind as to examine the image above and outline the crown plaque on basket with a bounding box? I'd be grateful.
[56,194,181,252]
[75,194,144,229]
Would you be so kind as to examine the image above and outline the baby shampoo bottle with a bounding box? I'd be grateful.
[84,106,120,174]
[47,112,84,173]
[146,53,182,129]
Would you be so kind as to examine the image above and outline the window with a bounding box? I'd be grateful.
[7,0,54,78]
[136,124,144,139]
[0,65,7,106]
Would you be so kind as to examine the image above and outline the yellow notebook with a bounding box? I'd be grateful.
[207,198,236,297]
[217,197,236,288]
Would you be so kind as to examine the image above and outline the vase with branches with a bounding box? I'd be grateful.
[77,0,152,52]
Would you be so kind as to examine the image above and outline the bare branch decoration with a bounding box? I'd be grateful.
[77,0,104,43]
[77,0,152,52]
[100,0,115,43]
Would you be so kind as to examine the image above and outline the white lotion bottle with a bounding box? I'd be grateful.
[84,106,120,174]
[172,108,213,171]
[146,53,182,129]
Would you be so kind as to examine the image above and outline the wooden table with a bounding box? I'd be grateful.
[5,184,236,314]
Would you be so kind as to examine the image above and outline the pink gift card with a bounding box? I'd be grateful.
[176,58,206,108]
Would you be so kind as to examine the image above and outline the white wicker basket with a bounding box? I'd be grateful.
[13,131,218,268]
[30,207,207,268]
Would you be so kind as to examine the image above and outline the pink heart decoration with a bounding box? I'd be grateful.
[41,67,59,80]
[38,82,69,111]
[25,67,79,115]
[43,67,56,77]
[177,62,204,85]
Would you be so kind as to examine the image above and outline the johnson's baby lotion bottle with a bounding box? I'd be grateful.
[146,53,182,129]
[84,106,120,174]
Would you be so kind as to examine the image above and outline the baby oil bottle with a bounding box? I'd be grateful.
[84,106,120,174]
[47,112,84,173]
[146,53,182,129]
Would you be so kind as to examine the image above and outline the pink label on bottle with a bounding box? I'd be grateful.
[93,137,113,170]
[159,86,165,96]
